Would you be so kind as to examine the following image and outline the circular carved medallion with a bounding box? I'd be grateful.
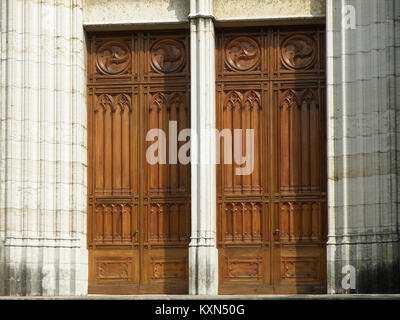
[281,35,317,70]
[150,39,185,73]
[96,41,131,75]
[225,37,260,71]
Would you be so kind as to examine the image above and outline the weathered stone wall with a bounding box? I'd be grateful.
[83,0,190,25]
[214,0,325,20]
[326,0,400,293]
[0,0,87,295]
[82,0,325,26]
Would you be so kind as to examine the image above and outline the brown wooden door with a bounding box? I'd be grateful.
[216,26,327,294]
[87,31,190,294]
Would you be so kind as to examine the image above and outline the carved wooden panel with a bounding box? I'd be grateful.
[280,257,320,281]
[276,30,325,78]
[93,93,132,195]
[89,37,135,83]
[93,203,138,244]
[96,41,131,75]
[279,88,321,192]
[221,90,263,193]
[144,34,189,82]
[217,26,326,294]
[222,202,262,242]
[280,35,317,71]
[150,257,187,281]
[147,91,189,194]
[279,202,322,242]
[224,256,263,281]
[88,31,190,294]
[148,203,190,242]
[96,258,133,281]
[150,39,186,74]
[225,36,261,72]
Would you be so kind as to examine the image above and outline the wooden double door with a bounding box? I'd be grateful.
[216,26,327,294]
[87,26,327,295]
[87,31,191,294]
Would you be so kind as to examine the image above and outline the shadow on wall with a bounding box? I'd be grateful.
[357,260,400,294]
[166,0,190,21]
[338,260,400,294]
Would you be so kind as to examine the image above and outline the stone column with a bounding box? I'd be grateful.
[0,0,87,295]
[188,0,219,295]
[327,0,400,293]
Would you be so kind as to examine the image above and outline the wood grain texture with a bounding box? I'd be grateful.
[216,26,327,294]
[87,31,190,294]
[87,25,326,295]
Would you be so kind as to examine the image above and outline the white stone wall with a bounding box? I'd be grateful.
[0,0,87,295]
[83,0,190,26]
[326,0,400,293]
[214,0,325,20]
[82,0,325,27]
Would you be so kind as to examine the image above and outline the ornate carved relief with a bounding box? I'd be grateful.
[148,203,190,242]
[281,257,320,280]
[94,203,134,243]
[94,94,132,194]
[150,39,185,73]
[96,41,131,75]
[96,258,132,281]
[224,256,263,281]
[280,89,298,109]
[225,36,260,71]
[223,202,262,242]
[95,93,132,113]
[148,92,189,193]
[281,35,317,70]
[279,202,321,241]
[150,258,187,281]
[222,90,262,193]
[279,89,321,192]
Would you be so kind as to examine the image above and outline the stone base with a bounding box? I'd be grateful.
[189,245,218,295]
[328,236,400,294]
[0,238,87,296]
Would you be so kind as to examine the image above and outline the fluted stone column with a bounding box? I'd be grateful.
[0,0,87,295]
[327,0,400,293]
[189,0,218,295]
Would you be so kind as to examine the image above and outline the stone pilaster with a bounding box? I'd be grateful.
[0,0,87,295]
[188,0,219,295]
[326,0,400,293]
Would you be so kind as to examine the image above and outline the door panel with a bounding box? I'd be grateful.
[88,31,190,294]
[217,26,327,294]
